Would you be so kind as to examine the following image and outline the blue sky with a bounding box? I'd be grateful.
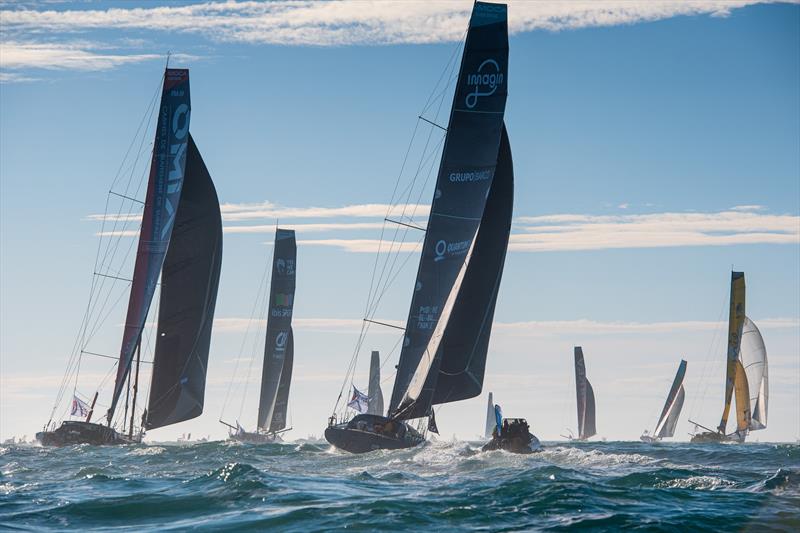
[1,1,798,442]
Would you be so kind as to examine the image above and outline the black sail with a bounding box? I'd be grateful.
[575,347,597,439]
[257,229,297,431]
[389,1,509,420]
[145,134,222,430]
[269,328,294,432]
[367,350,384,416]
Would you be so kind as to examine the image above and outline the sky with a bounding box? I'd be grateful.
[1,0,798,444]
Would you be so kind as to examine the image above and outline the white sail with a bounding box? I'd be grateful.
[655,385,685,438]
[484,392,494,438]
[740,316,768,430]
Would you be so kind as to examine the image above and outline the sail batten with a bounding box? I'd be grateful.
[109,69,191,424]
[388,1,510,421]
[257,229,297,431]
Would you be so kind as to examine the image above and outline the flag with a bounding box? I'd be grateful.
[428,410,439,435]
[71,395,90,418]
[494,404,503,436]
[347,386,369,414]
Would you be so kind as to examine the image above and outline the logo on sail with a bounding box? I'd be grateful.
[465,59,504,109]
[434,239,470,262]
[273,331,289,357]
[161,102,190,239]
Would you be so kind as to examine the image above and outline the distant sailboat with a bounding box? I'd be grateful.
[641,360,687,443]
[367,351,384,416]
[221,229,297,443]
[37,68,223,446]
[325,1,512,453]
[690,272,768,443]
[484,392,494,439]
[564,347,596,441]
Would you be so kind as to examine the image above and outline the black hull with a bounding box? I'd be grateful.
[482,433,541,454]
[36,421,138,447]
[324,414,425,454]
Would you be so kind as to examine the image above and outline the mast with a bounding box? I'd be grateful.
[718,271,748,434]
[257,229,297,432]
[129,341,141,439]
[107,68,192,425]
[388,1,510,421]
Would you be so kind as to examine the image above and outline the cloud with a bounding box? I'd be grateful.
[220,201,429,222]
[212,316,799,335]
[0,1,779,47]
[0,41,162,71]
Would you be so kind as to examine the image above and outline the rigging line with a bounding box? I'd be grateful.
[108,191,144,205]
[363,318,405,331]
[418,115,447,131]
[82,350,153,364]
[689,288,728,419]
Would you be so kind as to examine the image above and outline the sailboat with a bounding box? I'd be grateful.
[563,346,596,441]
[325,1,512,454]
[690,272,768,443]
[484,392,494,439]
[37,68,223,446]
[641,360,687,443]
[221,229,296,443]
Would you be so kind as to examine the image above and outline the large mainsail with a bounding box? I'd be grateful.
[718,271,749,434]
[740,317,768,431]
[108,69,192,424]
[257,229,297,431]
[145,134,223,430]
[654,359,687,439]
[389,1,510,421]
[367,351,384,416]
[484,392,494,438]
[575,347,597,440]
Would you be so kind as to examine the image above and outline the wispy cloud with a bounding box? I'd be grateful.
[212,316,799,335]
[0,40,161,71]
[1,1,780,47]
[88,201,800,252]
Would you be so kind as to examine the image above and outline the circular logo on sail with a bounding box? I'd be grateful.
[465,59,504,109]
[274,331,289,357]
[434,240,447,262]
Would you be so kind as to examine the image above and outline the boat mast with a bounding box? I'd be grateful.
[129,340,141,439]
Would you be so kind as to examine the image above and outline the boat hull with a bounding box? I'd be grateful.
[482,433,541,454]
[229,431,281,444]
[640,435,659,443]
[324,414,424,454]
[36,421,138,446]
[690,430,746,444]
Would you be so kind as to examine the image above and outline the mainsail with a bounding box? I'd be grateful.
[718,271,749,434]
[108,69,192,424]
[484,392,494,438]
[389,1,511,421]
[574,347,597,440]
[740,317,768,431]
[145,134,222,430]
[653,359,687,439]
[367,351,384,416]
[257,229,297,431]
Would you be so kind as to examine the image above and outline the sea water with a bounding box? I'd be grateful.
[1,440,798,531]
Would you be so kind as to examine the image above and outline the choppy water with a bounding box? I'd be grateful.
[1,440,798,531]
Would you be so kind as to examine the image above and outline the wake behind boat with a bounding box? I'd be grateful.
[325,1,513,453]
[690,272,768,443]
[37,67,222,447]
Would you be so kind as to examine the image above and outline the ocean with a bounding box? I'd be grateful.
[1,440,798,531]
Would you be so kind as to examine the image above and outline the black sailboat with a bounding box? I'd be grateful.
[221,229,296,443]
[37,68,223,446]
[325,1,512,454]
[563,346,597,441]
[641,360,687,443]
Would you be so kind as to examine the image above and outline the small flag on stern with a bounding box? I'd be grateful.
[347,386,369,414]
[71,395,90,417]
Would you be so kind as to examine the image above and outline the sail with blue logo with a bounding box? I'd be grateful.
[108,69,194,424]
[388,1,512,421]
